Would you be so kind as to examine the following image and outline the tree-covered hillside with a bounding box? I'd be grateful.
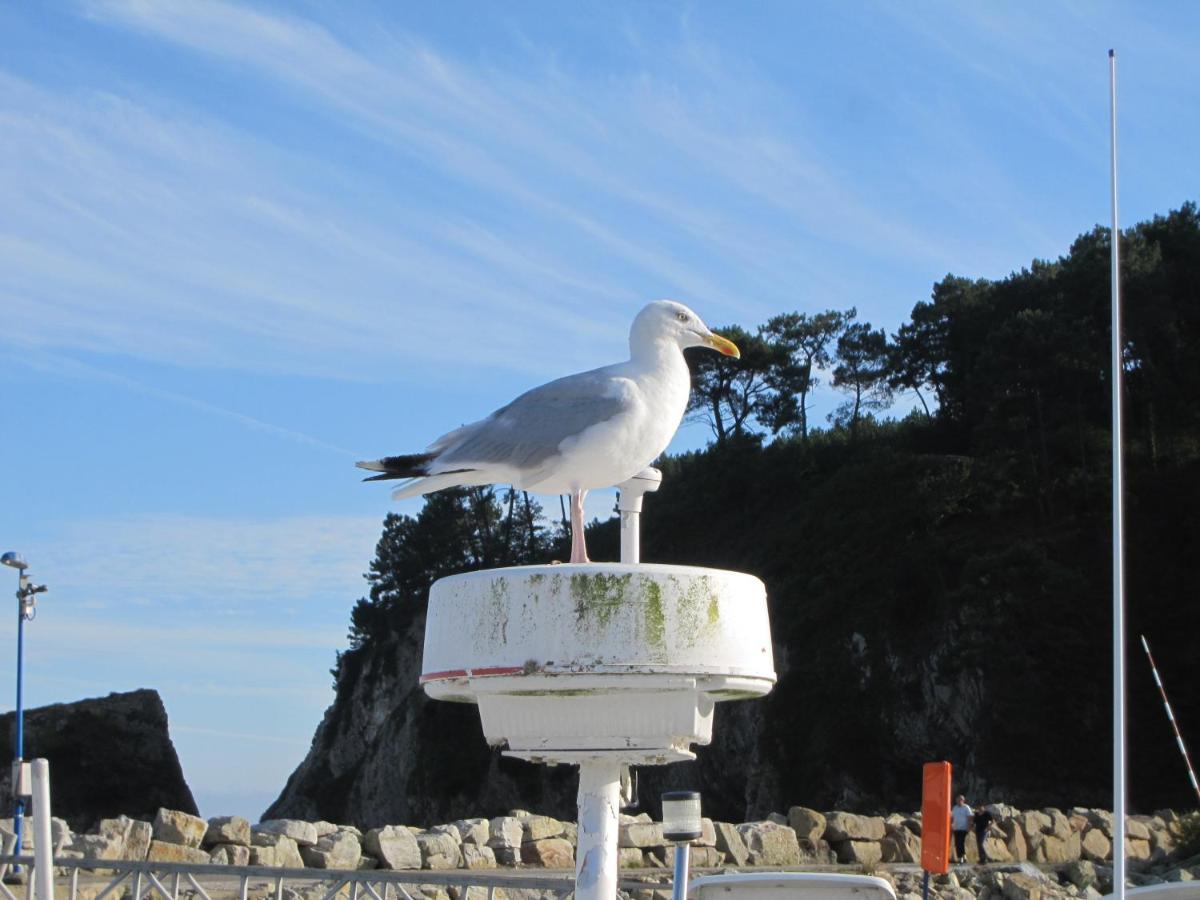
[272,203,1200,826]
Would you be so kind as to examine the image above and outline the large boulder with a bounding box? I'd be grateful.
[824,811,885,842]
[417,830,462,869]
[147,840,210,864]
[255,819,319,847]
[0,690,197,830]
[365,825,422,870]
[832,839,882,866]
[620,820,664,848]
[520,837,573,868]
[1018,811,1052,841]
[736,821,802,867]
[881,824,921,863]
[713,821,749,866]
[453,819,490,846]
[487,816,524,851]
[462,844,497,869]
[521,815,563,841]
[301,830,363,869]
[249,833,305,868]
[211,844,251,866]
[205,816,251,847]
[95,816,152,860]
[788,807,826,844]
[153,808,207,848]
[1081,828,1111,862]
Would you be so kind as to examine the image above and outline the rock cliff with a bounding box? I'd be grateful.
[0,689,196,831]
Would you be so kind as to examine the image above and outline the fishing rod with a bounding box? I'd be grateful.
[1140,634,1200,806]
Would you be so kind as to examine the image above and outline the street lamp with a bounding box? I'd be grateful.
[662,791,702,900]
[2,552,46,864]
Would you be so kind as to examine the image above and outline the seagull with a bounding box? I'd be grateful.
[357,300,740,563]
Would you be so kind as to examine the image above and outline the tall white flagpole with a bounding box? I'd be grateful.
[1108,47,1127,900]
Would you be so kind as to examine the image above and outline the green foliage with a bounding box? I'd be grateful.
[685,324,782,443]
[762,308,852,437]
[343,486,561,657]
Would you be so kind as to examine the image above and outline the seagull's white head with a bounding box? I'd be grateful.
[630,300,741,359]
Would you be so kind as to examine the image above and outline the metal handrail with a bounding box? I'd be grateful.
[0,852,679,900]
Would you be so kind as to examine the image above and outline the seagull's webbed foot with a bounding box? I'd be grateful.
[569,489,590,564]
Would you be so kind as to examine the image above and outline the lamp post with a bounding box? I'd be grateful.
[2,552,46,864]
[662,791,702,900]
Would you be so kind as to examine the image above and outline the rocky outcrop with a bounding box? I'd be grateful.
[37,802,1196,897]
[0,690,196,831]
[262,615,582,827]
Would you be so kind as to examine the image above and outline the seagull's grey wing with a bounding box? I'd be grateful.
[438,370,633,472]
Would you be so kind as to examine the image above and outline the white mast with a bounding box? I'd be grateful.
[1108,47,1127,900]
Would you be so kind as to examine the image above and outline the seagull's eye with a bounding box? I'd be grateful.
[676,312,689,323]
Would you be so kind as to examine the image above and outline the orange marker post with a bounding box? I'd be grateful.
[920,761,952,876]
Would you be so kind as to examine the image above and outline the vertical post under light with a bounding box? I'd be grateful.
[1108,48,1127,900]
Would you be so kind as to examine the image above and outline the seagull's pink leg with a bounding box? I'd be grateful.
[569,489,590,563]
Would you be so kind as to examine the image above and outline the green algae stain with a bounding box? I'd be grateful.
[486,577,510,644]
[643,578,666,648]
[570,572,633,628]
[707,595,721,628]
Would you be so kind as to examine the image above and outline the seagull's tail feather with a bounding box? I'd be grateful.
[389,470,479,501]
[356,453,437,481]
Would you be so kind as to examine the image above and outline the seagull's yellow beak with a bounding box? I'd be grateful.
[706,331,741,358]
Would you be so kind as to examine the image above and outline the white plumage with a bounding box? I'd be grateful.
[357,300,740,562]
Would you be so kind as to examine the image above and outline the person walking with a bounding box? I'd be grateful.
[973,804,998,863]
[950,795,973,863]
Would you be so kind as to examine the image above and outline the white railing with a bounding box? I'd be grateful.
[0,855,586,900]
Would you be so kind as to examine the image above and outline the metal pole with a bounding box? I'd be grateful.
[1140,635,1200,805]
[671,843,691,900]
[617,468,661,565]
[574,759,622,900]
[13,582,26,863]
[1108,47,1126,900]
[30,760,52,900]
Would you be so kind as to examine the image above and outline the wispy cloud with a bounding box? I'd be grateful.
[13,512,380,608]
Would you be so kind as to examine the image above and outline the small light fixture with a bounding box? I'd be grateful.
[662,790,702,843]
[1,552,28,571]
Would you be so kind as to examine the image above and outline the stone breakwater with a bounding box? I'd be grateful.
[3,805,1196,899]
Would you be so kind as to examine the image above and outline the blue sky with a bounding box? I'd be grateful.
[1,2,1197,822]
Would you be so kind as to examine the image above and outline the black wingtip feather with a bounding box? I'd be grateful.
[356,452,436,481]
